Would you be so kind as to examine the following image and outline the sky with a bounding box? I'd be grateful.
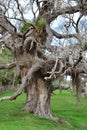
[3,0,87,46]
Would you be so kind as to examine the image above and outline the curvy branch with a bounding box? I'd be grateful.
[0,60,45,102]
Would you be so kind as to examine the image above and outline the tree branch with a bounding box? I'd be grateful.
[45,58,58,80]
[0,60,45,102]
[0,10,16,34]
[51,29,78,39]
[51,84,70,92]
[0,62,16,69]
[49,5,82,22]
[45,23,53,49]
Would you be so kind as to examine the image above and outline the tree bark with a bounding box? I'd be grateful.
[23,77,56,120]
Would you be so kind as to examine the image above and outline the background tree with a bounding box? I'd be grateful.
[0,0,87,121]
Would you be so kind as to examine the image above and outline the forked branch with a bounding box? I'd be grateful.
[45,58,58,80]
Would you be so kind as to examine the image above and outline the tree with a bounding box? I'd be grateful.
[0,0,87,121]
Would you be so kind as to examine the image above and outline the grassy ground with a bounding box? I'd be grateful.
[0,90,87,130]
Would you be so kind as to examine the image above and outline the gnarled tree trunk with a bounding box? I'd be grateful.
[15,50,56,120]
[23,76,54,119]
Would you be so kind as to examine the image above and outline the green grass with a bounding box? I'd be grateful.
[0,90,87,130]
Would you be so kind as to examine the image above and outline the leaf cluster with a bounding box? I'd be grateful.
[19,22,32,33]
[0,48,14,84]
[36,18,46,30]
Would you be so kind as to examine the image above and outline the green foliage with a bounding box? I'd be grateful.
[19,18,46,34]
[0,69,15,84]
[36,18,46,30]
[19,22,32,32]
[0,91,87,130]
[0,47,14,84]
[0,47,14,63]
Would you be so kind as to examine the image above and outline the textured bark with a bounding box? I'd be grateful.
[14,51,56,120]
[23,77,56,120]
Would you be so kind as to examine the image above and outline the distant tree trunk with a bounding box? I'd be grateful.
[72,71,82,102]
[75,74,82,102]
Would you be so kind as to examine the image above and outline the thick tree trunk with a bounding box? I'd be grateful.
[15,51,58,120]
[23,77,56,120]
